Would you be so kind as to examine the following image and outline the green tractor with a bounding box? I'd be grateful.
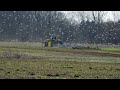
[43,34,63,47]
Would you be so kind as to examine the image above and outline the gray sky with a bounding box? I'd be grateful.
[61,11,115,23]
[105,11,114,21]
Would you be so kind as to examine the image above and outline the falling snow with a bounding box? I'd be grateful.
[0,11,119,44]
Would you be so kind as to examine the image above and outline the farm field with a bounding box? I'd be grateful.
[0,42,120,79]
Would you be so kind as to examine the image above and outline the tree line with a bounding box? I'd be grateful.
[0,11,119,44]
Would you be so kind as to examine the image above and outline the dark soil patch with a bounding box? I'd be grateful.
[0,68,4,71]
[62,66,73,68]
[71,51,120,57]
[15,69,20,71]
[89,67,92,69]
[28,72,35,75]
[48,49,120,57]
[74,74,79,77]
[96,76,99,78]
[47,73,59,77]
[116,68,120,71]
[7,72,10,74]
[89,52,120,57]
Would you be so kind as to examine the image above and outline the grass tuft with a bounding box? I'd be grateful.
[0,50,33,60]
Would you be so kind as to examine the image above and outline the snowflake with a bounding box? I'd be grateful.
[0,29,3,33]
[59,30,61,32]
[23,15,25,18]
[16,33,18,35]
[113,38,116,40]
[102,34,104,36]
[9,23,11,27]
[9,14,12,17]
[15,17,17,20]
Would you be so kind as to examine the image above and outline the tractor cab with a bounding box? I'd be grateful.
[43,33,63,47]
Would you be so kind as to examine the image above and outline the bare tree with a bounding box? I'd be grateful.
[77,11,87,22]
[74,11,108,24]
[89,11,108,24]
[112,11,120,22]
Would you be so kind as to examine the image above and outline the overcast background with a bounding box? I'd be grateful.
[0,11,119,44]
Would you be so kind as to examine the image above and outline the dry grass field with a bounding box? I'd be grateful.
[0,42,120,79]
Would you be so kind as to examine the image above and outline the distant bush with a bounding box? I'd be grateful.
[72,46,100,50]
